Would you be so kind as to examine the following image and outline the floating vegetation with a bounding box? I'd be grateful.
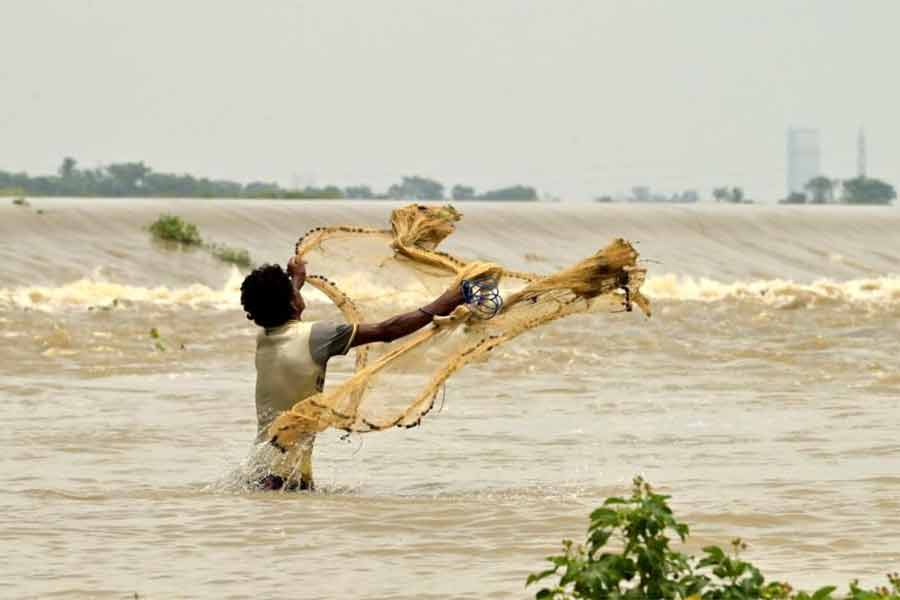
[148,326,185,352]
[149,327,166,351]
[147,214,203,245]
[147,214,253,268]
[528,477,900,599]
[208,242,252,268]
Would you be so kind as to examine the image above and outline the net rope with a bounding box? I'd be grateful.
[268,204,650,450]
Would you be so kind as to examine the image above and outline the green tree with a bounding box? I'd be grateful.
[106,162,151,195]
[388,176,444,200]
[841,176,896,205]
[805,176,833,204]
[58,157,78,179]
[779,192,807,204]
[712,187,748,204]
[344,185,373,199]
[452,184,476,200]
[712,187,730,203]
[478,185,538,201]
[243,181,281,197]
[303,185,343,199]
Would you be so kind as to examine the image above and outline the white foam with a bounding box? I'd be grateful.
[0,266,344,312]
[4,268,899,313]
[644,274,900,307]
[0,268,243,311]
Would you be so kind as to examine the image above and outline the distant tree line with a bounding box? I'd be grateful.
[594,187,700,203]
[591,176,896,205]
[780,175,896,205]
[361,176,537,201]
[712,186,751,203]
[0,158,538,201]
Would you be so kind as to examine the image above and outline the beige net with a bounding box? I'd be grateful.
[268,204,650,450]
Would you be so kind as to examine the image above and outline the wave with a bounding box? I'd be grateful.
[643,274,900,308]
[3,269,899,313]
[0,267,244,311]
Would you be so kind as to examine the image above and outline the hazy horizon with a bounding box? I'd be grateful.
[3,1,899,201]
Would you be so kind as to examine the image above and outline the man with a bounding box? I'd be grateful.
[240,255,465,491]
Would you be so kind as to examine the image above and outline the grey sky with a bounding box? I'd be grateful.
[2,1,898,201]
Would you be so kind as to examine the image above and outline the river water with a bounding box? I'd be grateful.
[1,199,898,598]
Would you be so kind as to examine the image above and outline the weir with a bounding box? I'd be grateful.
[2,199,899,291]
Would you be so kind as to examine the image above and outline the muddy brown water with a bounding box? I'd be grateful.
[2,199,898,598]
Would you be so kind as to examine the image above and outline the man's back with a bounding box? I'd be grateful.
[255,320,356,437]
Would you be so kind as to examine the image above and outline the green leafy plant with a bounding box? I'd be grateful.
[147,214,253,268]
[149,326,166,351]
[147,214,203,245]
[528,477,900,600]
[208,242,252,268]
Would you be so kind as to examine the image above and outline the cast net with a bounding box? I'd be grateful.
[268,204,651,450]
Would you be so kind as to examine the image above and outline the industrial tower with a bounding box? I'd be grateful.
[786,128,821,196]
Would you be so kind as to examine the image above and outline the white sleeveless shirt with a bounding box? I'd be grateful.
[253,320,356,483]
[254,320,356,438]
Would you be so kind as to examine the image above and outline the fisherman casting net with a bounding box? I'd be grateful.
[268,204,651,451]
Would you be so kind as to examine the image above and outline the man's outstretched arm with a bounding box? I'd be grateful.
[351,286,465,347]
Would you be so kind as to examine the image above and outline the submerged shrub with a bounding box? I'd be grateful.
[147,214,253,268]
[148,214,203,245]
[208,242,252,268]
[528,477,900,600]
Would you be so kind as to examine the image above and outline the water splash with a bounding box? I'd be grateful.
[644,273,900,308]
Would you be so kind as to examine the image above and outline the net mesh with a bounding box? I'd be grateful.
[268,204,650,450]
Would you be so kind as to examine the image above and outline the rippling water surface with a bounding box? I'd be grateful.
[2,199,899,598]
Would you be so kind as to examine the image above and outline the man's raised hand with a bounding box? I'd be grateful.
[287,255,307,288]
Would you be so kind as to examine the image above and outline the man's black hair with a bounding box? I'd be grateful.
[240,264,295,328]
